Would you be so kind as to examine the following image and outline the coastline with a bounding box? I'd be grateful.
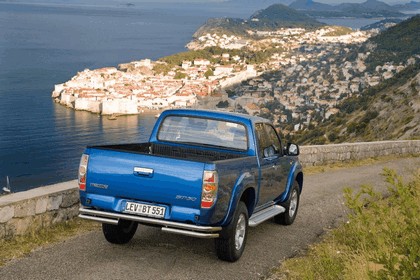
[51,58,259,115]
[51,23,374,118]
[49,11,418,130]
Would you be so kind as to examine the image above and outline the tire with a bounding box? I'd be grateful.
[102,220,138,244]
[274,181,300,225]
[215,201,248,262]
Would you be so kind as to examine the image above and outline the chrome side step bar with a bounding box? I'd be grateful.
[78,207,222,238]
[248,205,285,227]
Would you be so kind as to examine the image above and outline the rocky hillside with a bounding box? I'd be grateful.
[193,4,323,38]
[248,4,322,29]
[293,68,420,145]
[296,66,419,144]
[289,0,336,11]
[360,18,404,32]
[360,15,420,72]
[289,0,406,18]
[293,16,420,144]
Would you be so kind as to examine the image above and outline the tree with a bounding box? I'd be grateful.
[174,71,187,80]
[204,68,214,79]
[216,100,229,108]
[153,63,172,75]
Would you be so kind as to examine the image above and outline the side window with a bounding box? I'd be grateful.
[255,123,283,158]
[255,123,268,158]
[264,124,282,155]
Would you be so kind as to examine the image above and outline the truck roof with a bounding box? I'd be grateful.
[158,109,269,126]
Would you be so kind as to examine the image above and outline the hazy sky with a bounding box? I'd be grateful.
[134,0,408,5]
[13,0,412,4]
[315,0,406,3]
[108,0,409,3]
[156,0,405,3]
[12,0,411,6]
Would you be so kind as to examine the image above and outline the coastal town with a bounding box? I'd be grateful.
[52,24,412,131]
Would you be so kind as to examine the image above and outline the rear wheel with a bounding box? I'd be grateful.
[215,201,248,262]
[274,181,300,225]
[102,220,138,244]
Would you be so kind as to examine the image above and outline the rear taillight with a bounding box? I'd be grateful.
[201,171,218,209]
[78,154,89,191]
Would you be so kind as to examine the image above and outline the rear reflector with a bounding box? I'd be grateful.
[78,154,89,191]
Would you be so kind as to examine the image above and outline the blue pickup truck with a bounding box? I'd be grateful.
[78,109,303,262]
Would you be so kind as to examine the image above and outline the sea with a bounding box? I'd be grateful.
[0,1,404,193]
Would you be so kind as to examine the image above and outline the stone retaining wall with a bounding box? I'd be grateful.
[1,140,419,239]
[299,140,420,166]
[0,180,79,239]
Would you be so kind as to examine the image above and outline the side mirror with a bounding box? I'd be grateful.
[285,143,299,156]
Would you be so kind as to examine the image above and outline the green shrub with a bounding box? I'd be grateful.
[312,136,326,145]
[275,169,420,279]
[204,68,214,79]
[216,100,229,108]
[327,130,339,142]
[153,63,172,75]
[361,111,379,124]
[174,71,187,80]
[342,169,420,279]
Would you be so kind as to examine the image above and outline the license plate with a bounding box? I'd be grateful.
[124,202,166,218]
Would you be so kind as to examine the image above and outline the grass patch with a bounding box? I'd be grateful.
[272,168,420,279]
[324,26,353,37]
[0,218,99,267]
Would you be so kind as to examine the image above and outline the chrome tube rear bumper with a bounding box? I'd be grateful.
[79,207,221,238]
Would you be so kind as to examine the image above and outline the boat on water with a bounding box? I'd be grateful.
[107,114,118,120]
[2,176,11,194]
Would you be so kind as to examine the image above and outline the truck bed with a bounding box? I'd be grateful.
[90,142,245,162]
[82,141,250,224]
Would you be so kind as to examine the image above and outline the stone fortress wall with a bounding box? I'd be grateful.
[1,140,419,239]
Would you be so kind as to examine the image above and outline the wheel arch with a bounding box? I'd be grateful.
[295,171,303,194]
[239,187,256,217]
[221,171,257,226]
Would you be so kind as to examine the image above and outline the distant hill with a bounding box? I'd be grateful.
[289,0,406,18]
[337,0,404,17]
[336,0,393,12]
[360,18,404,31]
[289,0,336,11]
[393,1,420,11]
[227,0,288,6]
[248,4,323,28]
[193,18,248,38]
[194,4,323,38]
[294,16,420,144]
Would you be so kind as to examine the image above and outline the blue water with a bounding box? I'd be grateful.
[0,2,256,192]
[0,1,389,193]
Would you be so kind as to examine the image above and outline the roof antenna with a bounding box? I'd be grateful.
[2,176,11,194]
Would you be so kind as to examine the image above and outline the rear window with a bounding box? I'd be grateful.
[157,116,248,150]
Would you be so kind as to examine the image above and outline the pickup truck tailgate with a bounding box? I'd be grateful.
[85,148,205,210]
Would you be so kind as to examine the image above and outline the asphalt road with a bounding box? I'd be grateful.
[1,157,419,280]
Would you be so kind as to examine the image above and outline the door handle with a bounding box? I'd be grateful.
[133,167,154,177]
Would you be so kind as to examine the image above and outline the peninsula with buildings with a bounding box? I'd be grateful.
[52,4,417,134]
